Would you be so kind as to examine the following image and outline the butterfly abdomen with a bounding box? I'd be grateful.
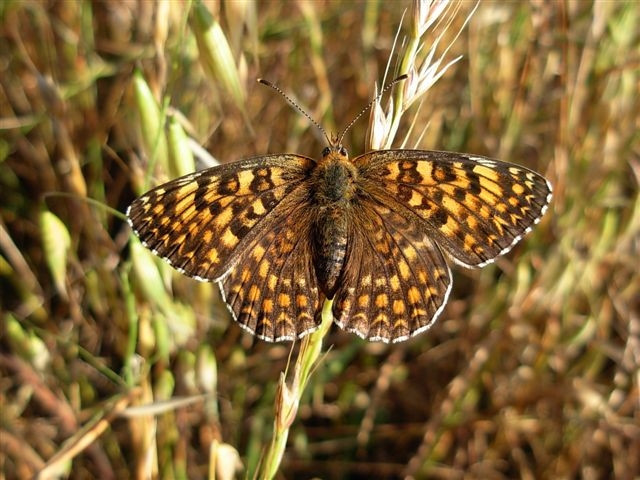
[312,207,348,298]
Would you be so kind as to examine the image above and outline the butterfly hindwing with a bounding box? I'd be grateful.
[218,198,320,341]
[332,201,452,342]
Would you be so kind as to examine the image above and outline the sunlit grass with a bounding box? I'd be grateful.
[1,1,638,479]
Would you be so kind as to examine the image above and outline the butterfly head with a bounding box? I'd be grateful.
[321,142,349,162]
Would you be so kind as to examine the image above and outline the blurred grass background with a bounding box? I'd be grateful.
[1,1,638,479]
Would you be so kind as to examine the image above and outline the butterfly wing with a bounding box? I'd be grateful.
[127,154,315,281]
[355,150,552,267]
[128,153,322,341]
[218,200,320,341]
[332,202,452,343]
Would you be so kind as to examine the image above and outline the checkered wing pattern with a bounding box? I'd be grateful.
[332,203,452,342]
[217,199,320,341]
[128,154,325,340]
[355,150,552,268]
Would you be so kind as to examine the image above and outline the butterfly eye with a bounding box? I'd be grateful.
[339,146,348,157]
[321,147,331,157]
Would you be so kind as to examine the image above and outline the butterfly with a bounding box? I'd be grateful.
[127,131,552,343]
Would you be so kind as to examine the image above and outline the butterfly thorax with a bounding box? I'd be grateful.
[311,146,358,204]
[310,146,359,299]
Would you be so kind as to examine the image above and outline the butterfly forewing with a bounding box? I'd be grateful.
[127,154,315,281]
[355,150,552,268]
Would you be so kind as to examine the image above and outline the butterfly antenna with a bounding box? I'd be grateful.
[257,78,332,145]
[337,73,408,146]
